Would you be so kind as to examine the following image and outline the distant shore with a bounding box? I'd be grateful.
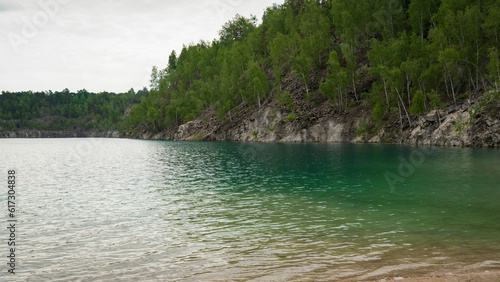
[0,129,122,139]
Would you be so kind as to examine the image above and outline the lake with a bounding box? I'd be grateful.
[0,139,499,281]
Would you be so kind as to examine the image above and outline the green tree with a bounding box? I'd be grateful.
[408,0,439,40]
[489,47,500,92]
[320,50,348,110]
[299,1,332,67]
[269,33,297,89]
[410,90,426,125]
[150,66,160,91]
[219,14,257,44]
[483,5,500,44]
[340,43,359,101]
[244,60,269,108]
[331,0,373,48]
[438,47,460,104]
[168,50,177,71]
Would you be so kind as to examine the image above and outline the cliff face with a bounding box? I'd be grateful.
[130,93,500,148]
[2,95,498,148]
[404,108,500,147]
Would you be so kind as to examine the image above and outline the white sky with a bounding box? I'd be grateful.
[0,0,282,93]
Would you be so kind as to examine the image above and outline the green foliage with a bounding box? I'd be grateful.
[244,60,270,107]
[120,0,500,135]
[0,89,144,132]
[332,1,373,48]
[408,0,440,40]
[488,47,500,92]
[410,91,426,116]
[269,33,297,86]
[373,102,383,120]
[320,50,348,110]
[477,89,500,115]
[219,14,257,44]
[277,91,296,110]
[429,91,445,110]
[356,120,368,137]
[454,114,469,134]
[285,113,296,122]
[9,0,496,136]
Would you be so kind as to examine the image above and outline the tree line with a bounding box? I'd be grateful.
[2,0,499,135]
[130,0,500,134]
[0,88,146,132]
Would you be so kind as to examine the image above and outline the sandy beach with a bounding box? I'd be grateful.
[392,271,500,281]
[359,266,500,282]
[340,260,500,282]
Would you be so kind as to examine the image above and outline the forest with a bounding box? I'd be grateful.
[128,0,500,135]
[1,0,499,136]
[0,88,146,132]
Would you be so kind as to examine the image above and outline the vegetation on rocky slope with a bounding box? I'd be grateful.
[1,0,499,140]
[128,0,500,137]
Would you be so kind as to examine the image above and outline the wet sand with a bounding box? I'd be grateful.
[346,261,500,281]
[389,271,500,281]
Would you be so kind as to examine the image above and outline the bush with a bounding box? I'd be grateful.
[480,89,500,115]
[277,91,297,111]
[373,102,383,120]
[356,120,368,136]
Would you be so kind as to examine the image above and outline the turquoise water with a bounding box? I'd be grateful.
[0,139,499,280]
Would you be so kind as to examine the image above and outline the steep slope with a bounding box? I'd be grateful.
[127,0,500,147]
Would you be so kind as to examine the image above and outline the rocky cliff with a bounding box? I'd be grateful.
[130,91,500,148]
[3,94,498,148]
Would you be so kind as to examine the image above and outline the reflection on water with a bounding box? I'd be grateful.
[0,139,499,281]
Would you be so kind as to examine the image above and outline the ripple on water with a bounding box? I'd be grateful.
[0,140,499,281]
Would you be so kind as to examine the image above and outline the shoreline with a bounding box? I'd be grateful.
[2,96,500,148]
[346,261,500,281]
[1,131,499,149]
[367,270,500,282]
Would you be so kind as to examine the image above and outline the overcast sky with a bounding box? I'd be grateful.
[0,0,282,93]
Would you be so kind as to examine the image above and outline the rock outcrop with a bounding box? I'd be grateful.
[159,99,499,148]
[3,95,499,148]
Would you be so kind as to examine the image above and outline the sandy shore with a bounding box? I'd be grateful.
[347,261,500,282]
[391,271,500,281]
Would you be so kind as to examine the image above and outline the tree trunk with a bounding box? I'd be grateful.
[396,89,412,128]
[398,101,403,130]
[338,87,343,111]
[449,72,457,105]
[476,40,480,93]
[302,73,309,94]
[444,62,457,104]
[382,78,390,107]
[352,75,358,102]
[443,69,450,98]
[406,73,411,106]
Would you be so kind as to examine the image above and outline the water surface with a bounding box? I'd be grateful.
[0,139,499,281]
